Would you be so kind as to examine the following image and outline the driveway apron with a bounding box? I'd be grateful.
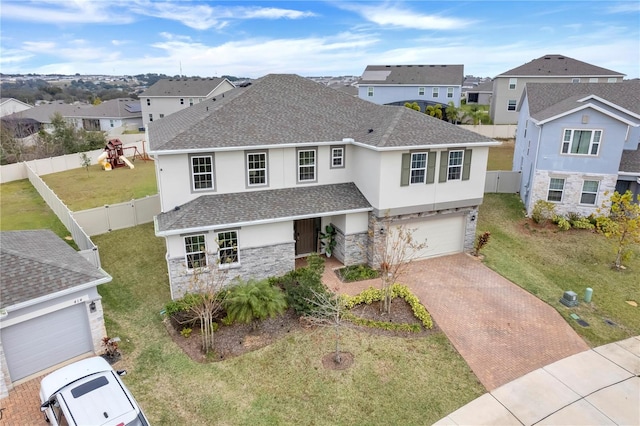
[330,253,590,391]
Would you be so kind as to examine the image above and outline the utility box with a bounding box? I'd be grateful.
[560,291,578,307]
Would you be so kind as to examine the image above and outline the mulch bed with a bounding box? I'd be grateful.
[165,298,439,363]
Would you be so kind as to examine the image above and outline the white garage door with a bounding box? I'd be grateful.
[1,304,93,381]
[393,215,465,260]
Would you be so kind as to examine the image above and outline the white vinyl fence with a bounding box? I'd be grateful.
[459,124,517,139]
[485,171,521,193]
[25,163,102,268]
[73,195,160,236]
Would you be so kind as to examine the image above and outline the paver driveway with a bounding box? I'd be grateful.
[329,253,590,390]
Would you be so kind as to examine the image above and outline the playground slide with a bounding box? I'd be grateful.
[120,155,135,169]
[97,152,112,171]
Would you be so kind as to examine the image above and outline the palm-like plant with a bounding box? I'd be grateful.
[224,279,288,327]
[425,103,443,119]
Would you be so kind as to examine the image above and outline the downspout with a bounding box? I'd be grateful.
[529,122,543,214]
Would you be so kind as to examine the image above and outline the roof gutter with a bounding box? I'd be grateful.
[155,207,374,237]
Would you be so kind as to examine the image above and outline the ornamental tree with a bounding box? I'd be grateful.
[596,190,640,270]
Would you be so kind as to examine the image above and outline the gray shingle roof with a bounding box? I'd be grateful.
[0,230,111,309]
[619,148,640,174]
[156,183,372,234]
[525,81,640,122]
[149,74,494,152]
[141,77,230,97]
[2,98,141,123]
[498,54,625,77]
[359,64,463,85]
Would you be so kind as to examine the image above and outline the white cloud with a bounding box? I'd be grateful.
[341,3,473,30]
[111,40,129,46]
[235,7,316,20]
[606,2,640,14]
[0,1,134,24]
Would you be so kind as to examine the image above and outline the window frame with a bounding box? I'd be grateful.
[572,78,581,83]
[246,151,268,187]
[148,113,153,122]
[607,78,617,83]
[217,230,239,267]
[561,129,602,156]
[146,98,151,106]
[297,148,317,183]
[184,234,207,270]
[509,78,517,90]
[580,180,600,205]
[447,150,464,181]
[189,153,215,192]
[507,100,517,111]
[330,145,345,169]
[189,98,194,106]
[159,113,164,119]
[432,87,439,97]
[589,78,598,83]
[180,98,184,105]
[419,87,425,96]
[367,87,374,97]
[447,87,454,98]
[410,152,428,184]
[547,178,565,202]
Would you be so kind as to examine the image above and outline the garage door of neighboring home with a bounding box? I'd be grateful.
[394,214,465,260]
[1,304,93,381]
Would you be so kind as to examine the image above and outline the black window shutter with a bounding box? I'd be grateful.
[462,149,472,180]
[400,153,410,186]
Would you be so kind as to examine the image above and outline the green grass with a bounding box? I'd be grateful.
[478,194,640,346]
[41,159,157,211]
[93,223,484,425]
[487,139,514,171]
[0,179,71,240]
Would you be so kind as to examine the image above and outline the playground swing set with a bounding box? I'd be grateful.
[97,138,150,171]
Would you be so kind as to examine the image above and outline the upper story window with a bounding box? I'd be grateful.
[180,98,184,105]
[547,178,565,202]
[581,180,599,205]
[562,129,601,155]
[589,78,598,83]
[410,152,427,184]
[217,230,239,266]
[507,100,517,111]
[438,149,472,182]
[419,87,425,96]
[189,98,194,106]
[367,87,374,97]
[298,148,316,182]
[572,78,581,83]
[146,98,151,106]
[109,120,114,128]
[159,113,165,119]
[185,234,207,269]
[191,154,214,191]
[432,87,439,97]
[246,151,267,186]
[148,114,153,122]
[330,146,345,168]
[401,152,435,186]
[447,87,454,98]
[509,78,517,90]
[607,78,617,83]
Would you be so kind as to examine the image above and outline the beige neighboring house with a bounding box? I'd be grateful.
[140,77,236,128]
[0,98,32,117]
[148,74,499,300]
[0,230,112,398]
[490,54,625,125]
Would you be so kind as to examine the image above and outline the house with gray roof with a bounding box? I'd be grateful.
[0,230,112,397]
[149,74,498,299]
[490,54,625,124]
[514,81,640,216]
[358,64,464,112]
[0,97,32,117]
[140,77,235,127]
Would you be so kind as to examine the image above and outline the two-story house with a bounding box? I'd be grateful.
[0,98,32,117]
[513,81,640,217]
[357,65,464,112]
[140,77,235,128]
[490,55,625,125]
[149,74,498,300]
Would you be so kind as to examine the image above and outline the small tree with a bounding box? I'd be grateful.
[445,101,460,124]
[305,288,346,364]
[426,103,443,119]
[596,190,640,270]
[374,218,427,314]
[80,152,91,173]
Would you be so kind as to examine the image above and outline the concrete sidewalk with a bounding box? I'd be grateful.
[435,336,640,425]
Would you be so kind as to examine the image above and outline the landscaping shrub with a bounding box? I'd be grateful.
[553,215,571,231]
[273,253,329,316]
[531,200,556,224]
[337,264,379,282]
[571,216,595,230]
[223,279,288,325]
[474,231,491,255]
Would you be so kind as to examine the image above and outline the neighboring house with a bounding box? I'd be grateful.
[0,230,112,397]
[1,98,142,138]
[465,81,493,105]
[357,65,464,111]
[140,77,236,127]
[0,98,32,117]
[514,81,640,217]
[149,74,498,300]
[490,54,625,125]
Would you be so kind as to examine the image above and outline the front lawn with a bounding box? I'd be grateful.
[478,194,640,346]
[94,223,484,425]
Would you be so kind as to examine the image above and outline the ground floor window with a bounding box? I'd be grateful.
[580,180,599,205]
[185,234,207,269]
[218,231,239,266]
[547,178,565,202]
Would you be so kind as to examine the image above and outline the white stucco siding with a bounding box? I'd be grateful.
[155,154,197,210]
[351,145,382,207]
[242,221,293,248]
[345,212,369,234]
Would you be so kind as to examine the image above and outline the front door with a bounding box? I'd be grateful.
[294,218,319,256]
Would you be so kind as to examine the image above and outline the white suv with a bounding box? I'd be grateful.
[40,357,150,426]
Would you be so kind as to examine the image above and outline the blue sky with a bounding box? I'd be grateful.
[1,1,638,79]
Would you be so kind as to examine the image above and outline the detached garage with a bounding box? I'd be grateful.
[0,230,112,398]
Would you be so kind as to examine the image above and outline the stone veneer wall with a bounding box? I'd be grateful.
[86,298,107,353]
[168,242,295,299]
[367,209,478,268]
[333,225,368,266]
[529,170,617,217]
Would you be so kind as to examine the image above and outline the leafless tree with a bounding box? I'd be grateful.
[304,288,346,364]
